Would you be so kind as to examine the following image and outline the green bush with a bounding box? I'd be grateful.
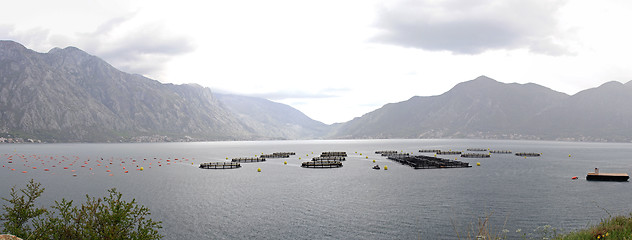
[1,180,162,239]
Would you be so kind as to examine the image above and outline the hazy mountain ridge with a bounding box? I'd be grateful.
[0,41,259,141]
[332,76,632,142]
[2,40,631,143]
[215,93,329,139]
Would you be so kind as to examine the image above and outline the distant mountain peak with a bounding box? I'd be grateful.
[47,45,91,57]
[474,75,494,81]
[0,40,26,48]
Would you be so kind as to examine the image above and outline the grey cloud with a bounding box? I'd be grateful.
[79,16,196,77]
[1,13,196,79]
[372,0,571,55]
[0,25,51,51]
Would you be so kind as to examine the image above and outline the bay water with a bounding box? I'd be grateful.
[1,139,632,239]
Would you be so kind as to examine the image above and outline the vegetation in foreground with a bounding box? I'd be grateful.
[0,179,162,239]
[454,212,632,240]
[555,214,632,240]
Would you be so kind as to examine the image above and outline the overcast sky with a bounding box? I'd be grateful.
[2,0,631,124]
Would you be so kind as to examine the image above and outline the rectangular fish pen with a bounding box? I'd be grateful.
[489,150,512,154]
[461,153,491,158]
[302,160,343,168]
[232,157,266,163]
[320,152,347,157]
[387,155,471,169]
[199,162,241,169]
[515,152,541,157]
[261,153,290,158]
[312,156,345,161]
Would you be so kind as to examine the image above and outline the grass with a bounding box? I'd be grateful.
[454,213,632,240]
[555,214,632,240]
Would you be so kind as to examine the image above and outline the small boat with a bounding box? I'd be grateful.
[372,165,380,170]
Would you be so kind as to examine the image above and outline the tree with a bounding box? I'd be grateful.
[1,180,162,240]
[0,179,46,238]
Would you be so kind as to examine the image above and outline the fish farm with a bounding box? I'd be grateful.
[375,150,398,155]
[232,157,266,163]
[320,151,347,157]
[419,149,441,153]
[466,148,488,151]
[461,153,491,158]
[490,150,512,154]
[312,156,345,161]
[302,160,343,168]
[515,152,541,157]
[260,153,290,158]
[199,162,241,169]
[436,151,462,155]
[387,155,471,169]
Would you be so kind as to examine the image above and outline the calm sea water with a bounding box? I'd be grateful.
[2,139,632,239]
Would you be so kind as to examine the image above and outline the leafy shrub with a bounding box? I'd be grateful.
[1,180,162,239]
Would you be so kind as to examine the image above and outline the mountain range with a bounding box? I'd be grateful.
[1,40,631,142]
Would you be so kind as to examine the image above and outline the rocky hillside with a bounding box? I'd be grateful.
[215,93,329,139]
[0,41,277,142]
[331,76,632,142]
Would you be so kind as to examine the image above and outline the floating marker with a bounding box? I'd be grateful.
[284,161,287,165]
[384,165,388,170]
[257,168,261,172]
[476,162,481,166]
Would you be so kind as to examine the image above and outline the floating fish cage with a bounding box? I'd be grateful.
[387,155,471,169]
[489,150,512,154]
[232,157,266,163]
[312,156,345,161]
[301,160,343,168]
[419,149,441,153]
[382,153,409,157]
[466,148,488,152]
[461,153,491,158]
[436,151,462,155]
[199,162,241,169]
[515,152,541,157]
[260,153,290,158]
[375,150,398,154]
[320,152,347,157]
[276,152,295,155]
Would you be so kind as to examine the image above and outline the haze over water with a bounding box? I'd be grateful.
[2,139,632,239]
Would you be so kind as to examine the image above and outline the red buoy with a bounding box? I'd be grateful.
[572,176,578,180]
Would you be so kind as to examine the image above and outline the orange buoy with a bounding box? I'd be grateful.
[22,171,27,173]
[572,176,578,180]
